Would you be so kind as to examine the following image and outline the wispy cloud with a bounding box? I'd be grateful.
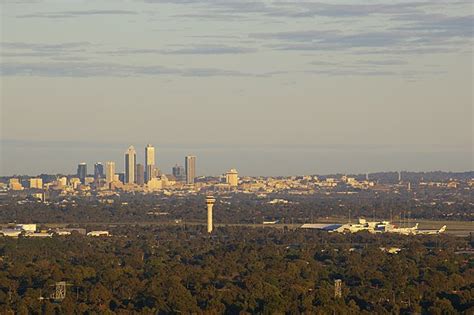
[0,61,253,77]
[17,10,137,19]
[0,41,92,60]
[1,42,90,50]
[102,45,257,56]
[252,15,473,55]
[356,59,408,66]
[143,0,463,20]
[161,45,257,55]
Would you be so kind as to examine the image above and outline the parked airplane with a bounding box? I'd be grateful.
[300,218,447,236]
[416,225,447,235]
[387,223,419,235]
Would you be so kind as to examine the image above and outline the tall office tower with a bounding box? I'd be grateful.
[206,196,216,233]
[185,155,196,185]
[172,164,185,181]
[105,161,115,184]
[225,168,239,187]
[125,146,136,184]
[77,163,87,184]
[94,162,104,179]
[145,144,156,183]
[136,164,145,186]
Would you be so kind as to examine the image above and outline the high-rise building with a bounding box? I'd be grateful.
[172,164,185,181]
[125,146,136,184]
[185,155,196,185]
[145,144,155,183]
[77,163,87,184]
[225,169,239,187]
[105,161,115,184]
[29,178,43,189]
[94,162,104,179]
[136,164,145,186]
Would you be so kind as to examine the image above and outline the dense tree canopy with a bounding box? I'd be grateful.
[0,226,472,314]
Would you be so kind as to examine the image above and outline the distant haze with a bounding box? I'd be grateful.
[1,0,472,176]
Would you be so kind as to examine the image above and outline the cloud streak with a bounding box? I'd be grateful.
[0,61,253,77]
[102,45,257,56]
[17,10,137,19]
[144,0,465,20]
[251,13,473,54]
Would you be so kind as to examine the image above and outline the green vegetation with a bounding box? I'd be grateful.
[0,226,472,314]
[1,184,473,226]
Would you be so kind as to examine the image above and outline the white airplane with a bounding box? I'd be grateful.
[387,223,419,235]
[416,225,447,235]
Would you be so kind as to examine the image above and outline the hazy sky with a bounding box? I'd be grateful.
[1,0,473,176]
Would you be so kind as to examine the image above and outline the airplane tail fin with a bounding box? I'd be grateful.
[414,223,419,229]
[439,225,447,233]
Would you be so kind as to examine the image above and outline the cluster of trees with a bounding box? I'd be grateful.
[1,184,472,224]
[0,226,472,314]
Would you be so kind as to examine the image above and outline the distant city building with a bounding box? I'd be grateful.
[105,161,116,184]
[145,144,156,183]
[125,146,136,184]
[136,164,145,186]
[225,169,239,187]
[185,155,196,185]
[69,178,81,189]
[172,164,186,182]
[58,177,68,187]
[147,177,163,190]
[118,173,125,184]
[9,178,23,191]
[29,178,43,189]
[94,162,104,179]
[77,163,87,184]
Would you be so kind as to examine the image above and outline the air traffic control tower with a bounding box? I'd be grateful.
[206,196,216,233]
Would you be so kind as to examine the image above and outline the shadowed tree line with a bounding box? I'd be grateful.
[1,185,472,225]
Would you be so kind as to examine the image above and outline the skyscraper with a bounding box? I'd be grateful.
[172,164,185,182]
[125,146,136,184]
[185,155,196,185]
[105,161,115,184]
[136,164,145,186]
[77,163,87,184]
[94,162,104,179]
[145,144,155,183]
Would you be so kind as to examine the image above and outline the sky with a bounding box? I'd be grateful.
[0,0,473,176]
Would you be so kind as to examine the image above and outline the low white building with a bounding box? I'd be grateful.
[87,231,110,237]
[16,224,37,232]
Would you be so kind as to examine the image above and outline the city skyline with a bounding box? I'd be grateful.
[1,0,472,176]
[1,1,472,313]
[0,140,472,177]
